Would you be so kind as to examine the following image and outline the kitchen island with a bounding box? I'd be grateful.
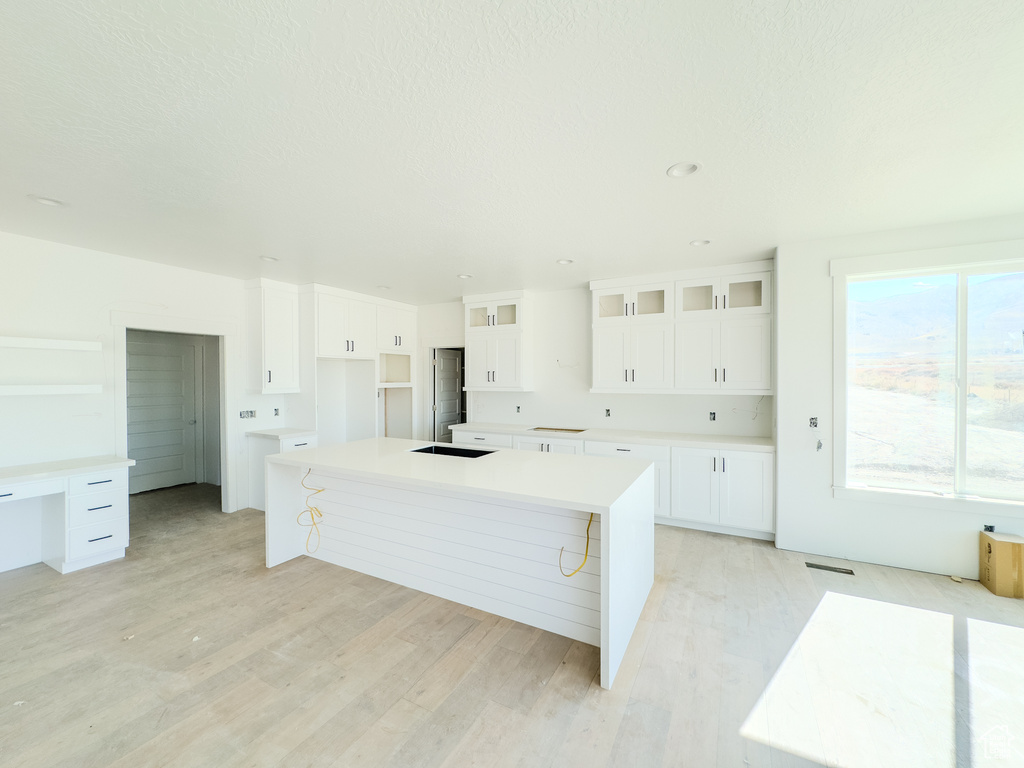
[264,437,654,688]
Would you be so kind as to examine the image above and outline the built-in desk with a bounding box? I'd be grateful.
[0,456,135,574]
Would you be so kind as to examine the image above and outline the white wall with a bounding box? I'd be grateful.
[776,213,1024,577]
[0,230,300,511]
[470,288,773,436]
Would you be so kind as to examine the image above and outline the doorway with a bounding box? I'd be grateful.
[126,330,221,494]
[432,347,465,442]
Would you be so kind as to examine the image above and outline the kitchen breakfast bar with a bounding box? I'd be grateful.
[264,437,654,688]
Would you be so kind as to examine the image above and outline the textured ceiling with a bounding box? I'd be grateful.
[1,0,1022,304]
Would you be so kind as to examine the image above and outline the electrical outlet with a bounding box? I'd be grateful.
[516,405,520,413]
[239,410,256,419]
[605,408,611,417]
[709,412,716,421]
[274,408,280,416]
[809,417,818,428]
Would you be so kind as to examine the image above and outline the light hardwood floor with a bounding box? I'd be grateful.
[1,483,1021,767]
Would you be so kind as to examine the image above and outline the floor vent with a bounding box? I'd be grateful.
[806,562,855,575]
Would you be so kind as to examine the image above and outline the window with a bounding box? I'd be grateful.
[843,267,1024,503]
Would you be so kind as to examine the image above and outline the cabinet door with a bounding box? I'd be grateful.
[317,294,349,357]
[347,299,376,358]
[262,287,299,392]
[723,272,771,314]
[675,321,720,390]
[719,450,774,531]
[671,447,719,523]
[592,327,630,389]
[676,277,721,317]
[513,436,547,452]
[492,334,520,388]
[630,283,673,324]
[547,439,581,455]
[721,317,771,391]
[465,336,491,388]
[631,325,674,389]
[592,288,630,325]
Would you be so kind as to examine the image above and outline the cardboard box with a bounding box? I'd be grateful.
[980,532,1024,599]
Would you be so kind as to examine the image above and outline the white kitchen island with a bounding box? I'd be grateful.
[264,437,654,689]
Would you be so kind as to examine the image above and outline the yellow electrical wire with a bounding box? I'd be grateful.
[297,468,324,553]
[558,512,594,577]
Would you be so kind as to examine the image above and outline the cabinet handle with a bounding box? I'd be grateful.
[713,456,716,471]
[398,335,402,346]
[723,368,726,383]
[87,479,113,486]
[714,295,717,310]
[632,302,636,316]
[722,457,726,472]
[0,493,12,498]
[88,534,113,543]
[616,448,631,452]
[723,294,727,309]
[294,442,307,447]
[632,369,635,382]
[624,369,628,382]
[474,437,485,441]
[88,504,113,512]
[714,368,717,382]
[351,340,355,352]
[267,370,272,384]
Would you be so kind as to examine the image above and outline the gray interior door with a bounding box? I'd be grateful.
[126,332,201,493]
[433,348,463,442]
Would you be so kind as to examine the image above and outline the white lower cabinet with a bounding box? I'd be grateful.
[670,447,774,532]
[584,441,670,517]
[513,435,582,455]
[247,430,319,511]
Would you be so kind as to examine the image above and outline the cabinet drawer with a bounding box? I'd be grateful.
[282,435,318,451]
[583,441,669,462]
[0,478,64,504]
[69,518,128,560]
[69,469,128,496]
[451,431,513,448]
[69,491,127,527]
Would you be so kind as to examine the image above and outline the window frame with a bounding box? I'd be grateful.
[831,239,1024,515]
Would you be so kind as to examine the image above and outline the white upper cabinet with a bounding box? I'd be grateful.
[463,291,532,391]
[676,272,771,317]
[592,261,772,395]
[247,279,300,394]
[465,298,521,332]
[593,282,673,325]
[317,293,376,359]
[377,305,416,351]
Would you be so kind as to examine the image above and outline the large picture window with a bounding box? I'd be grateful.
[845,267,1024,503]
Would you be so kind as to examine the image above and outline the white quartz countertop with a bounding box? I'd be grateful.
[266,437,652,515]
[450,422,775,451]
[247,428,317,439]
[0,455,135,484]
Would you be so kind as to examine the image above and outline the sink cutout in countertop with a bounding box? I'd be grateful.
[410,445,495,459]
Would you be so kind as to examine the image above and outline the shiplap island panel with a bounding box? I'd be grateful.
[264,437,655,688]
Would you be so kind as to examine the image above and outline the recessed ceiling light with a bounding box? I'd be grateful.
[689,239,711,247]
[457,274,472,279]
[666,162,702,178]
[29,195,65,206]
[260,255,279,262]
[556,259,574,265]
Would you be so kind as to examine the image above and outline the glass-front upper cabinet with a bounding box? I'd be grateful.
[466,299,520,331]
[676,272,771,317]
[593,283,673,324]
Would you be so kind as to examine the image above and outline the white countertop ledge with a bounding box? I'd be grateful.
[267,437,651,515]
[451,422,775,451]
[0,455,135,484]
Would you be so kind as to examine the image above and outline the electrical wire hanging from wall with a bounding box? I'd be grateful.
[297,468,324,553]
[558,512,594,577]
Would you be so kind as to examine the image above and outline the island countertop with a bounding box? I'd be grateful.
[267,437,652,515]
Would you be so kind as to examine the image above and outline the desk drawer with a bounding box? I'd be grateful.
[69,468,128,496]
[69,491,127,527]
[69,519,128,560]
[282,435,317,451]
[0,478,65,504]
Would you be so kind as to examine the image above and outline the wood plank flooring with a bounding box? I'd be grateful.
[0,483,1021,767]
